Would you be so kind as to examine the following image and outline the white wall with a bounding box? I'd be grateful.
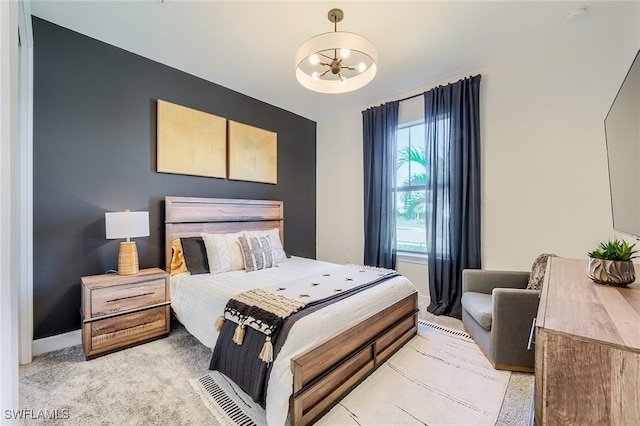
[316,108,365,266]
[0,0,20,421]
[395,259,429,313]
[317,15,638,295]
[480,24,620,271]
[623,1,640,71]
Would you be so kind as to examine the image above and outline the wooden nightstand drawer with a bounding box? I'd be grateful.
[85,305,169,356]
[91,278,166,317]
[81,268,170,359]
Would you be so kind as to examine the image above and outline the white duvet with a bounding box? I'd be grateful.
[170,256,417,426]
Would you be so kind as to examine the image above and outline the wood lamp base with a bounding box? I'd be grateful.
[117,241,139,275]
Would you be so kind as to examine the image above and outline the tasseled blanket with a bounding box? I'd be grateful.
[216,264,396,363]
[217,289,306,363]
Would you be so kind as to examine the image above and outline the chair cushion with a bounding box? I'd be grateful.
[461,292,493,330]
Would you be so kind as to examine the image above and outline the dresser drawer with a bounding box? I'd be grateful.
[90,278,166,317]
[87,305,169,354]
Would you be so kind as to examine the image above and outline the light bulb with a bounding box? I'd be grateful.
[340,48,350,59]
[309,54,319,65]
[312,72,319,81]
[358,62,366,73]
[338,74,347,85]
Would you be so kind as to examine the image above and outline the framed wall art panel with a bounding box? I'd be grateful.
[157,100,227,178]
[228,120,277,184]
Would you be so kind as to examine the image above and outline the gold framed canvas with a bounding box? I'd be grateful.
[228,120,277,184]
[157,100,226,178]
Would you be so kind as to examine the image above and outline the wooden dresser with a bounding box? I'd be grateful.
[534,257,640,425]
[81,268,170,359]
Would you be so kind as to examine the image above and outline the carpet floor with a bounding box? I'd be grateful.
[19,315,533,425]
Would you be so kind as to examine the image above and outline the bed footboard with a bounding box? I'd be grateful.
[289,292,418,426]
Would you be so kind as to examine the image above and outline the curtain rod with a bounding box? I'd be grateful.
[397,92,423,103]
[394,74,481,104]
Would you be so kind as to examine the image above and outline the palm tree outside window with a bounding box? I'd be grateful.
[395,120,450,255]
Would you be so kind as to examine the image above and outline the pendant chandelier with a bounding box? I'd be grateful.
[295,9,377,94]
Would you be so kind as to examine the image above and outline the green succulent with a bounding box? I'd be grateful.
[587,239,639,261]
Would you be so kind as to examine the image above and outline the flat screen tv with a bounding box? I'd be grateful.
[605,49,640,239]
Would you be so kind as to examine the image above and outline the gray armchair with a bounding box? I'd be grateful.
[461,269,539,372]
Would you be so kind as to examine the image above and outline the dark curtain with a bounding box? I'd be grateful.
[362,101,399,268]
[425,75,482,318]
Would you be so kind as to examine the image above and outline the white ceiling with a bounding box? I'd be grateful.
[30,1,631,122]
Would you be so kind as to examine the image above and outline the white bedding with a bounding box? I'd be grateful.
[170,256,417,426]
[170,256,338,348]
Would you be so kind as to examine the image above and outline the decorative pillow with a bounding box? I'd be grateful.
[169,239,189,275]
[238,235,276,272]
[527,253,556,290]
[180,237,209,275]
[244,228,287,264]
[201,232,244,274]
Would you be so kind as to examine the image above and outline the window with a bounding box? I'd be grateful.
[395,119,450,255]
[395,121,427,253]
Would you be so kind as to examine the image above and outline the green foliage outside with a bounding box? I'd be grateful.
[396,146,428,252]
[397,146,427,221]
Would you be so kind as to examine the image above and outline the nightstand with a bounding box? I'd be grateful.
[81,267,170,359]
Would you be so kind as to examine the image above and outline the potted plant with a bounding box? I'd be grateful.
[587,239,638,286]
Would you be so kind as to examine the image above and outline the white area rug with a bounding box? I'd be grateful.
[191,320,510,426]
[319,320,511,425]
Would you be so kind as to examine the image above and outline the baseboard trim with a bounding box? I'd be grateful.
[32,329,81,357]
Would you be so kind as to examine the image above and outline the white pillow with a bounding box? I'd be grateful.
[201,232,245,274]
[243,228,287,264]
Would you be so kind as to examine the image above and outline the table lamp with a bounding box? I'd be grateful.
[105,209,149,275]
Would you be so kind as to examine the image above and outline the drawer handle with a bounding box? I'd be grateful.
[527,317,536,351]
[106,292,155,303]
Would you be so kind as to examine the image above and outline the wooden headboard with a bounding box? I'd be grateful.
[164,196,284,271]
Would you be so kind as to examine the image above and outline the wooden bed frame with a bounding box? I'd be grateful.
[165,196,418,426]
[164,196,285,270]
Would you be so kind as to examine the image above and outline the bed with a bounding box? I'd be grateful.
[165,196,418,425]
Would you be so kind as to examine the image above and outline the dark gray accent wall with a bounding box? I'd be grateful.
[32,18,316,339]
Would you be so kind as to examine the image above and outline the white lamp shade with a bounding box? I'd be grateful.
[105,211,149,240]
[295,31,377,94]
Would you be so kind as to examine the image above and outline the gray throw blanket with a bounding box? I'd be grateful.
[217,264,397,363]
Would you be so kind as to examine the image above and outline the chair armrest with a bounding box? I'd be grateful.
[491,288,540,344]
[462,269,530,295]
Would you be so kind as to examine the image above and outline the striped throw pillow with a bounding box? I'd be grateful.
[238,235,275,272]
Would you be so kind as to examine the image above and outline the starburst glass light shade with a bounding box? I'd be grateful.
[295,29,377,94]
